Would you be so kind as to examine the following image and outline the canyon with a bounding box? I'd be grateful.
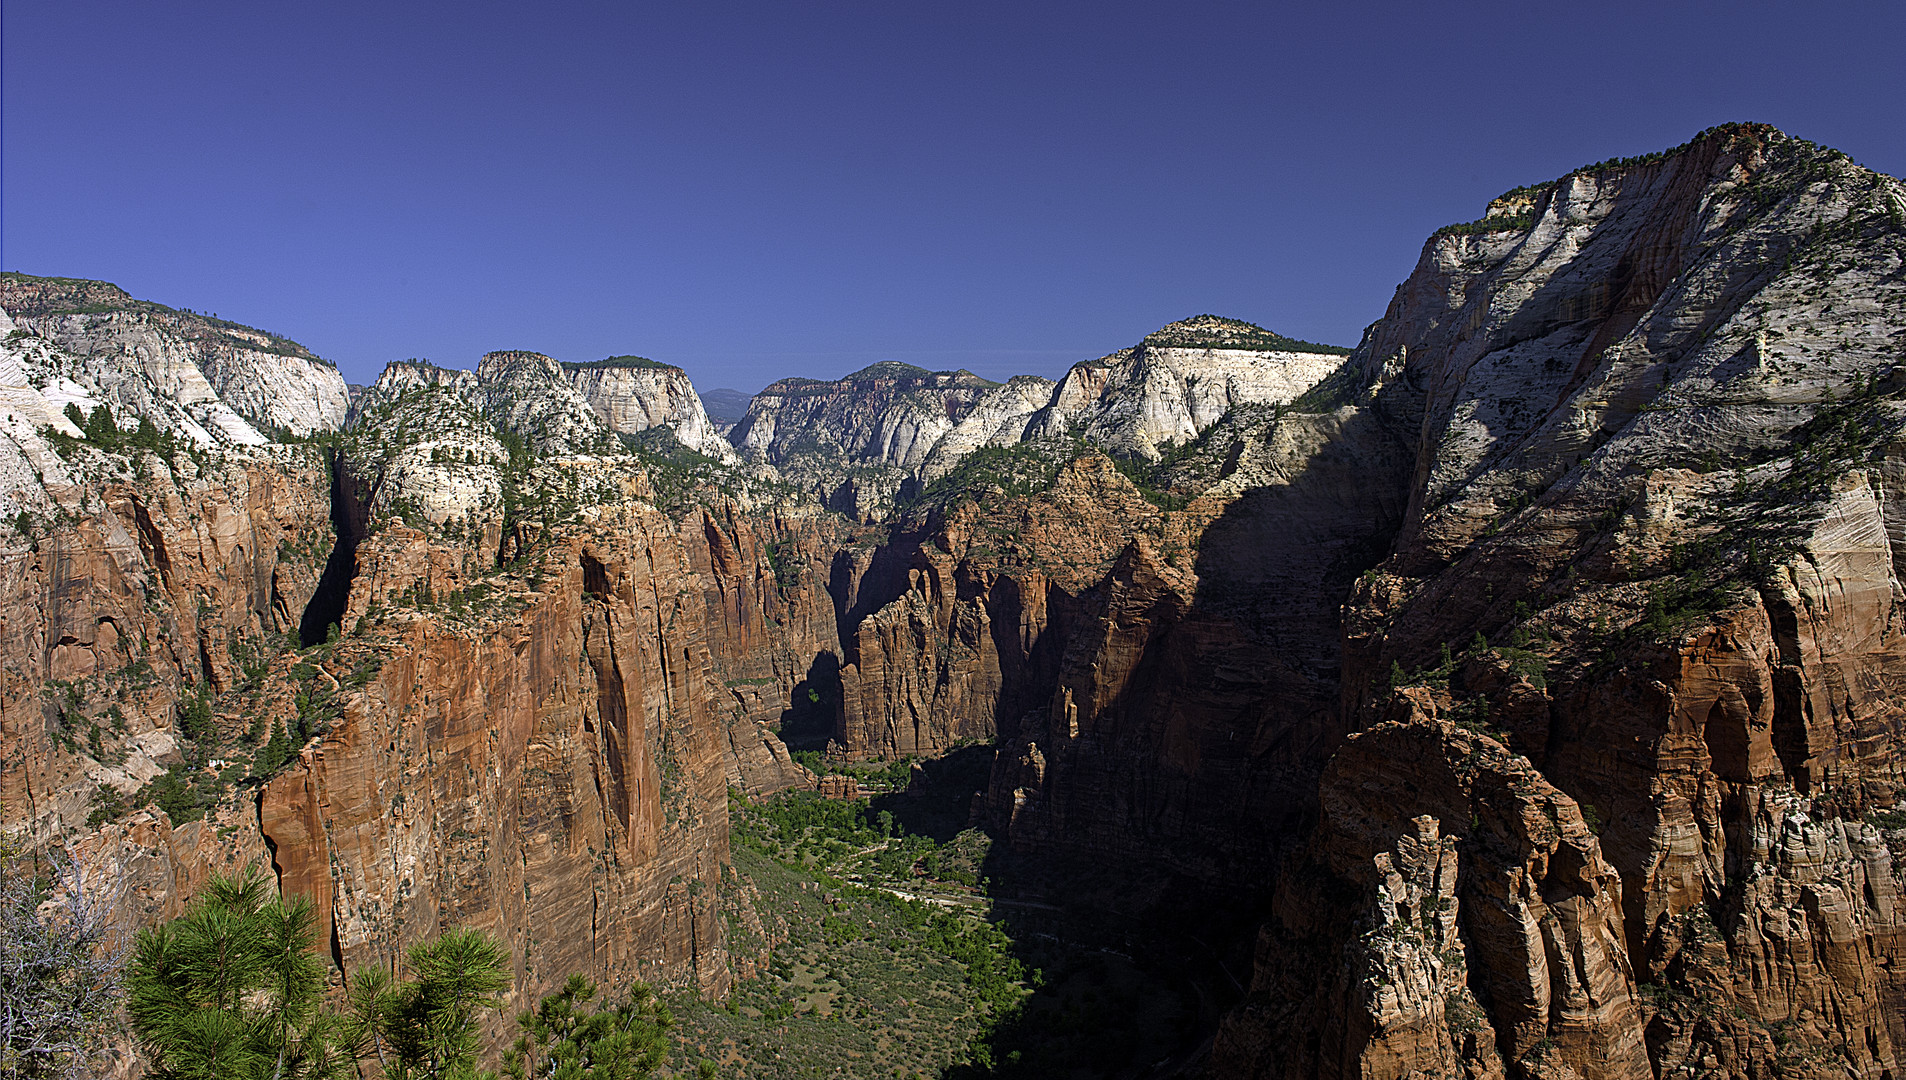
[5,122,1906,1079]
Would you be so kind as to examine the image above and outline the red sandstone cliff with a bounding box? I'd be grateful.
[1206,125,1906,1079]
[16,123,1906,1080]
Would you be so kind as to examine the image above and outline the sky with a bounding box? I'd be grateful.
[5,2,1903,394]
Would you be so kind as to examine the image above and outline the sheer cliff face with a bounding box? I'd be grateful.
[1207,124,1906,1080]
[46,463,737,1011]
[1,273,350,439]
[563,361,738,462]
[1,447,332,840]
[260,510,734,1001]
[0,307,747,1012]
[729,362,1004,517]
[676,502,841,795]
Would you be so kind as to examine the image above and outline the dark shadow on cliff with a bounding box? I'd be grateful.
[927,837,1261,1079]
[828,536,923,662]
[929,406,1416,1076]
[775,651,842,752]
[867,743,995,842]
[298,448,367,647]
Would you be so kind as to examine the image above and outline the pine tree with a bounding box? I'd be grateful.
[258,721,292,776]
[125,872,347,1080]
[343,928,510,1080]
[502,975,673,1080]
[130,874,511,1080]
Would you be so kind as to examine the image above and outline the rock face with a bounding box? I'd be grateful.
[729,362,1004,517]
[675,501,843,795]
[976,406,1413,883]
[563,358,738,461]
[1,273,350,439]
[1027,315,1350,459]
[915,375,1057,483]
[18,122,1906,1080]
[261,508,735,1003]
[0,314,748,1026]
[0,318,339,873]
[747,124,1906,1079]
[1198,124,1906,1078]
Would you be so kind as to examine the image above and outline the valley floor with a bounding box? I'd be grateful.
[659,763,1207,1079]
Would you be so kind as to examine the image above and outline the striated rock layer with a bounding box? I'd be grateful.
[13,122,1906,1080]
[1202,124,1906,1079]
[267,508,735,1002]
[1,272,350,439]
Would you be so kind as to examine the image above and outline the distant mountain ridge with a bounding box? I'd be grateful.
[697,387,751,425]
[9,122,1906,1080]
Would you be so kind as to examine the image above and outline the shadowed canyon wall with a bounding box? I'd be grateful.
[8,124,1906,1080]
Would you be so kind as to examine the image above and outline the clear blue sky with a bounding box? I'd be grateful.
[5,2,1902,393]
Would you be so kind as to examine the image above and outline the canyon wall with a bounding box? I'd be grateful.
[13,123,1906,1080]
[0,318,748,1024]
[1202,124,1906,1079]
[1,272,350,439]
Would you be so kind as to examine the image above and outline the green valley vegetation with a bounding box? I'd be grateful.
[661,757,1203,1078]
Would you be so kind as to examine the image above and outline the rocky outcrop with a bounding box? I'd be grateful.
[473,351,621,458]
[1212,716,1642,1080]
[732,362,999,473]
[1206,124,1906,1078]
[834,456,1182,760]
[1027,316,1349,459]
[564,359,738,461]
[259,508,735,1003]
[728,362,1003,517]
[1,273,349,438]
[915,375,1057,484]
[338,361,507,529]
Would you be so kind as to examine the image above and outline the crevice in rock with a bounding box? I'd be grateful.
[581,568,632,835]
[256,787,285,893]
[130,495,173,590]
[298,448,367,647]
[582,552,613,600]
[1760,588,1813,788]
